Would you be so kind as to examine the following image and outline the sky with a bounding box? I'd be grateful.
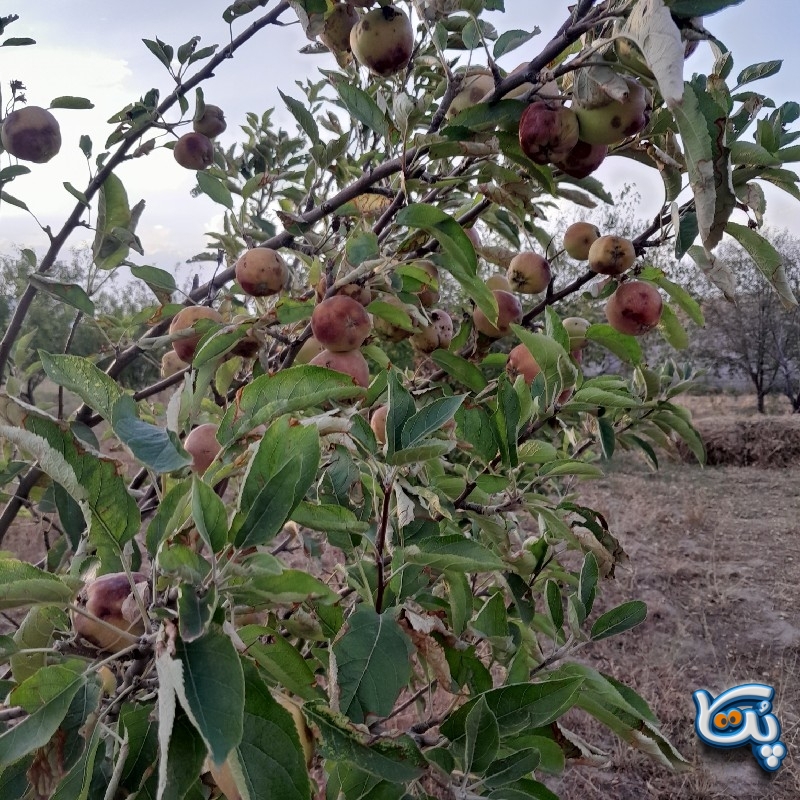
[2,0,800,285]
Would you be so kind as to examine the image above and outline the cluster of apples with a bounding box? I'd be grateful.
[564,220,663,336]
[172,103,228,170]
[517,73,651,179]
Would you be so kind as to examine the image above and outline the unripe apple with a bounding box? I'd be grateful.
[72,572,147,653]
[605,280,663,336]
[473,290,523,338]
[193,104,227,138]
[161,350,188,378]
[321,2,360,54]
[173,132,214,170]
[485,274,512,292]
[518,101,580,165]
[184,423,221,474]
[563,222,601,260]
[446,70,494,119]
[370,404,388,444]
[411,309,453,353]
[311,295,372,352]
[574,77,650,146]
[310,348,370,388]
[507,252,551,294]
[413,261,440,307]
[350,5,414,77]
[1,106,61,163]
[373,295,414,342]
[552,139,608,179]
[294,335,326,364]
[563,317,591,350]
[506,343,540,384]
[169,306,223,363]
[235,248,288,297]
[588,235,636,276]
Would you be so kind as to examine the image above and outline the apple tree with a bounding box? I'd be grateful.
[0,1,798,798]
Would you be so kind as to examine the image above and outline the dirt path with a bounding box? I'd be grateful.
[547,458,800,799]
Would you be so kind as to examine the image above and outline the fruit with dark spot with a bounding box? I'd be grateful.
[446,70,494,118]
[350,5,414,77]
[311,295,372,352]
[605,280,663,335]
[193,104,227,138]
[411,309,453,353]
[563,317,591,350]
[552,139,608,179]
[169,306,223,362]
[507,252,551,294]
[563,222,601,260]
[413,261,439,307]
[588,235,636,276]
[310,348,370,387]
[184,423,221,474]
[518,100,580,165]
[506,343,540,384]
[316,278,372,306]
[574,77,650,146]
[235,248,288,296]
[72,572,147,653]
[473,290,523,338]
[173,132,214,169]
[1,106,61,163]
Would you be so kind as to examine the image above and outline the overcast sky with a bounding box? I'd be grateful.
[2,0,799,283]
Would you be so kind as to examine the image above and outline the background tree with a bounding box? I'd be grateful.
[0,2,797,798]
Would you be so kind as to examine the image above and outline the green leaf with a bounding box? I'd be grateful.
[665,0,744,15]
[493,374,520,468]
[130,264,178,302]
[39,352,122,420]
[49,722,102,800]
[430,350,488,393]
[725,221,797,308]
[484,748,541,788]
[545,580,563,632]
[346,230,380,266]
[591,600,648,640]
[239,625,322,701]
[493,29,539,59]
[0,37,35,47]
[333,606,413,724]
[658,303,689,350]
[404,535,505,573]
[218,366,365,444]
[440,677,585,744]
[175,627,245,765]
[28,275,95,316]
[146,478,192,555]
[49,96,94,110]
[0,164,30,181]
[0,665,85,767]
[196,171,233,209]
[511,325,575,405]
[396,204,478,278]
[729,141,781,166]
[585,324,643,364]
[223,663,312,800]
[92,173,136,270]
[142,37,172,68]
[463,696,500,773]
[234,417,320,548]
[334,82,389,138]
[291,501,369,534]
[229,570,337,606]
[192,477,228,553]
[647,272,704,325]
[401,395,465,448]
[579,553,598,616]
[303,701,425,783]
[735,60,782,88]
[279,89,320,144]
[0,558,80,610]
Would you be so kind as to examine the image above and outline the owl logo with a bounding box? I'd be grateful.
[693,683,787,772]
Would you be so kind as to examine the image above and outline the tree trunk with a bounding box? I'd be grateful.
[757,391,766,414]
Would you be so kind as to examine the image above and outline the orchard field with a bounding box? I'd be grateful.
[1,1,799,799]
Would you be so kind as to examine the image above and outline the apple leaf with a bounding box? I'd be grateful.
[0,558,81,610]
[333,606,413,724]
